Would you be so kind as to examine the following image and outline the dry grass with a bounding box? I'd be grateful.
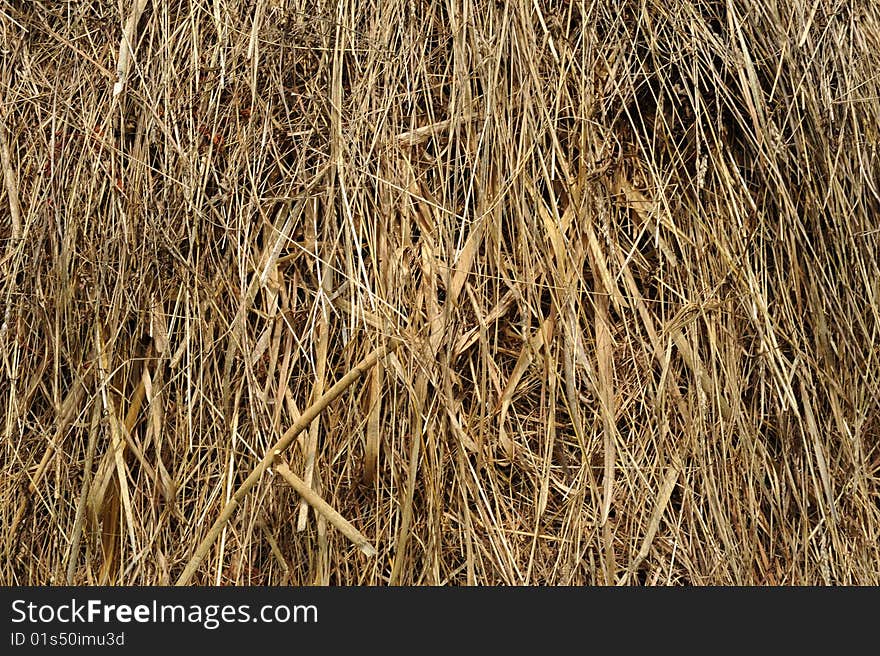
[2,0,879,585]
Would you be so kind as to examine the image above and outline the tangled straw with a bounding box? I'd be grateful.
[175,338,400,586]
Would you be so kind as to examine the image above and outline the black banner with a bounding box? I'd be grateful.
[0,586,872,651]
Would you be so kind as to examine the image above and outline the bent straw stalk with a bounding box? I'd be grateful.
[273,460,376,557]
[175,338,401,585]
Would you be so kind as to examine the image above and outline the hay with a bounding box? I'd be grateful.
[1,0,879,585]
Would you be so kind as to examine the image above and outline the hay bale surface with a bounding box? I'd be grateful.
[1,0,879,585]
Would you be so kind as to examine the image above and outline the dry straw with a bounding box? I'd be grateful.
[1,0,879,585]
